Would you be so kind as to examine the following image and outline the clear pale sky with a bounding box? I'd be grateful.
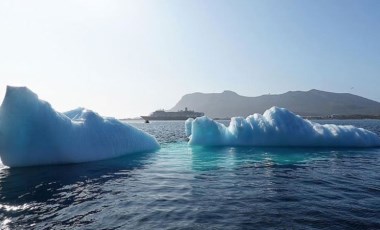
[0,0,379,118]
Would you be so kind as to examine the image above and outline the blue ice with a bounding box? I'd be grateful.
[186,107,380,147]
[0,86,159,167]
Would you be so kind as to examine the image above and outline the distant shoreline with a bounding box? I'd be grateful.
[120,115,380,121]
[303,115,380,120]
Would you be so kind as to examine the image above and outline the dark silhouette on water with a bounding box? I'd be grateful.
[141,107,204,122]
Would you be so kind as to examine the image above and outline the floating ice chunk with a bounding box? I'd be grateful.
[0,86,160,167]
[185,118,194,137]
[186,107,380,147]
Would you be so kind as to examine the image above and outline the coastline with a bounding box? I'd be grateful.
[120,115,380,121]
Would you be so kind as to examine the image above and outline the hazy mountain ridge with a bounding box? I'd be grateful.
[170,89,380,118]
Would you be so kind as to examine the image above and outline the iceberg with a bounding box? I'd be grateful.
[185,118,194,137]
[0,86,160,167]
[186,107,380,147]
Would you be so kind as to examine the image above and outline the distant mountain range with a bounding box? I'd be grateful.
[170,89,380,118]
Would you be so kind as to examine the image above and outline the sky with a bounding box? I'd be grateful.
[0,0,379,118]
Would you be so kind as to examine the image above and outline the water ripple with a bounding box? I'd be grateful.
[0,120,379,229]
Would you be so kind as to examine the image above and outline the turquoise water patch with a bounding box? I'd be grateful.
[157,142,377,171]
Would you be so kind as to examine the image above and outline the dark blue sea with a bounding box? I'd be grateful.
[1,120,380,229]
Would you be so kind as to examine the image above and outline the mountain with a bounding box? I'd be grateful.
[170,89,380,118]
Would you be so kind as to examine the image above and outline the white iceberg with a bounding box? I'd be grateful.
[0,86,159,167]
[186,107,380,147]
[185,118,194,137]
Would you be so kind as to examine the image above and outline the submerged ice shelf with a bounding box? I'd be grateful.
[0,86,159,167]
[186,107,380,147]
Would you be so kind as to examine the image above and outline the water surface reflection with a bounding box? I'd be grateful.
[0,151,154,229]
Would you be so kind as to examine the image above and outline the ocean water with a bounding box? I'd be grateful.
[1,120,380,229]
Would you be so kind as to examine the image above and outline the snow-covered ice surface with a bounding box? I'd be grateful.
[186,107,380,147]
[0,86,159,167]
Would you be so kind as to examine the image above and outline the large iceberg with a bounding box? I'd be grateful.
[186,107,380,147]
[0,86,159,167]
